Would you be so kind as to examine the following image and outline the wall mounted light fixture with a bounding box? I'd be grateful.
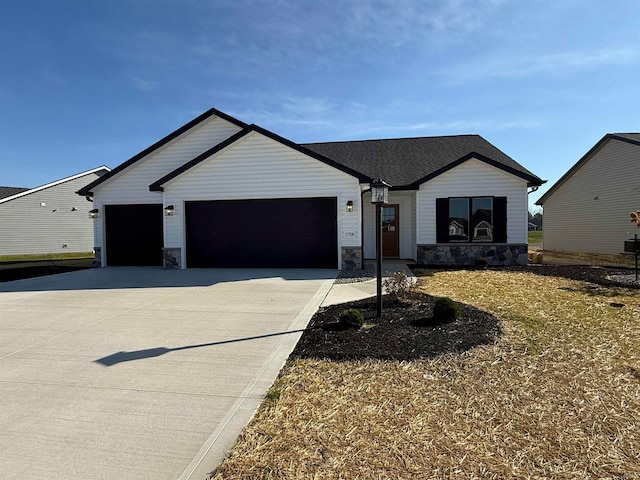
[346,200,354,212]
[165,205,175,216]
[89,208,99,219]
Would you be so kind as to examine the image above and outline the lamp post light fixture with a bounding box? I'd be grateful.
[370,179,390,318]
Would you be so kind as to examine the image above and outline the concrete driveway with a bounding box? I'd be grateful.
[0,267,336,480]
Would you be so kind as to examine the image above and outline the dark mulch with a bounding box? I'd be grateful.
[292,293,502,362]
[504,264,640,289]
[293,264,639,363]
[0,265,91,283]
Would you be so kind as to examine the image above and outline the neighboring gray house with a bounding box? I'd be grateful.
[0,167,110,256]
[536,133,640,256]
[77,107,544,269]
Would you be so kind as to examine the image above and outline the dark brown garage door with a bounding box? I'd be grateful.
[105,204,163,266]
[185,198,337,268]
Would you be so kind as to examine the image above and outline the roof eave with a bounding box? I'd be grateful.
[250,125,370,182]
[149,127,253,192]
[412,152,543,188]
[0,166,111,204]
[534,133,637,205]
[77,108,248,197]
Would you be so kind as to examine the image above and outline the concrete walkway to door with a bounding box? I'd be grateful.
[0,267,336,480]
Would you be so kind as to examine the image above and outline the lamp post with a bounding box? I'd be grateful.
[371,179,390,318]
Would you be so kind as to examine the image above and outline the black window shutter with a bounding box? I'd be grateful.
[493,197,507,243]
[436,198,449,243]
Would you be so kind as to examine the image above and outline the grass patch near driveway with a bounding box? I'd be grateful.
[210,269,640,479]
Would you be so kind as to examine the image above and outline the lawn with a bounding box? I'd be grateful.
[0,251,93,263]
[528,229,542,244]
[211,269,639,479]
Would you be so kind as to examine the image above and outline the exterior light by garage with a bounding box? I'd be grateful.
[165,205,175,216]
[346,200,354,212]
[89,208,99,219]
[370,179,390,318]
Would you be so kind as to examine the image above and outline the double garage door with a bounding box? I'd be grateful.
[104,198,338,268]
[186,197,337,268]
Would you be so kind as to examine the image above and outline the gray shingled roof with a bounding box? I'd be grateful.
[302,134,543,188]
[0,186,29,200]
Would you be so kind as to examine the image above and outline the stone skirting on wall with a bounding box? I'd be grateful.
[163,247,181,269]
[341,247,362,270]
[93,247,101,267]
[417,244,528,266]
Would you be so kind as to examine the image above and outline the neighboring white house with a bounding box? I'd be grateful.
[0,167,110,256]
[78,107,544,269]
[536,133,640,256]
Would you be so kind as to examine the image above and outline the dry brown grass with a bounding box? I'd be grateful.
[211,270,640,479]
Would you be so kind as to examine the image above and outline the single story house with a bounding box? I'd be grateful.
[0,167,110,257]
[77,107,544,269]
[536,133,640,256]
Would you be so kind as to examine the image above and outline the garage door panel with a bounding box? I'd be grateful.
[105,204,163,266]
[186,198,337,268]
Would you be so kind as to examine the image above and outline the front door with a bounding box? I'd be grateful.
[382,204,399,257]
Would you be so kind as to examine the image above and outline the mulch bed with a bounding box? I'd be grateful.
[292,293,502,362]
[504,264,640,288]
[293,264,638,363]
[0,265,91,283]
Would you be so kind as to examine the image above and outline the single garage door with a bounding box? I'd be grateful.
[105,204,163,266]
[186,197,337,268]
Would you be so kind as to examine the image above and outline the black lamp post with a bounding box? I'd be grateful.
[371,179,390,318]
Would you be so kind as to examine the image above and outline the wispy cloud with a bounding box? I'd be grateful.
[349,118,542,137]
[124,74,157,92]
[439,47,640,83]
[223,91,541,141]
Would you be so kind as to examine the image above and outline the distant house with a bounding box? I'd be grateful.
[528,222,539,231]
[536,133,640,256]
[449,220,466,238]
[474,220,494,240]
[77,107,544,269]
[0,167,110,257]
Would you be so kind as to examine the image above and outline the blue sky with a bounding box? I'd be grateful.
[1,0,638,208]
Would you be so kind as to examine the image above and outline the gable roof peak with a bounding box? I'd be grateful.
[77,107,248,196]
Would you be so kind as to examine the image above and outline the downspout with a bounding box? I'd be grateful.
[361,187,370,270]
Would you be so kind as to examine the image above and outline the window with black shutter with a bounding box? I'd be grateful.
[435,196,507,243]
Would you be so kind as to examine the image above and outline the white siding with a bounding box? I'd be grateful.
[92,115,243,252]
[161,132,362,267]
[543,139,640,254]
[417,158,529,244]
[363,191,416,259]
[0,173,102,256]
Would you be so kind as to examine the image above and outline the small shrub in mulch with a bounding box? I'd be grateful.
[433,296,461,322]
[293,292,502,362]
[337,308,365,329]
[382,270,413,297]
[474,257,489,269]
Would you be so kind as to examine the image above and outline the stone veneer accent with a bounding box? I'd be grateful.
[341,247,362,270]
[93,247,101,267]
[417,244,528,266]
[163,247,181,269]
